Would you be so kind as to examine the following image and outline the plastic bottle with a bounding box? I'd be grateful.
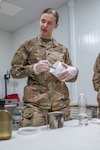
[78,93,88,126]
[0,100,12,140]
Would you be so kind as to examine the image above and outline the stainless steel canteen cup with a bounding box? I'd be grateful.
[47,111,64,129]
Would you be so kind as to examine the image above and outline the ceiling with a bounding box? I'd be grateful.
[0,0,68,33]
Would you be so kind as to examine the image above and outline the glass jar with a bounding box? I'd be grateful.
[0,100,12,140]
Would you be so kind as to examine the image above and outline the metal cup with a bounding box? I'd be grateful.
[47,111,64,129]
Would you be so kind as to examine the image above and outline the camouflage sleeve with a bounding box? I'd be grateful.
[92,53,100,91]
[65,48,79,82]
[10,42,33,78]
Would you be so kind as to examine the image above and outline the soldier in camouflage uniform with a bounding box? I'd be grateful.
[10,8,78,127]
[92,53,100,118]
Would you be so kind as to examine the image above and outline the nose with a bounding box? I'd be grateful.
[43,22,47,27]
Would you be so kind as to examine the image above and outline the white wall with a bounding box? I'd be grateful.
[74,0,100,102]
[0,30,12,98]
[0,0,100,103]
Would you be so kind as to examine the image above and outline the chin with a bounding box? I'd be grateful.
[41,34,48,38]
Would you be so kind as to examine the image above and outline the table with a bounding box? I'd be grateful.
[0,120,100,150]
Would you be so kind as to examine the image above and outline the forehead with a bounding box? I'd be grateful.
[40,13,56,22]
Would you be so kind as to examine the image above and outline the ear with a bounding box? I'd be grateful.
[55,23,59,29]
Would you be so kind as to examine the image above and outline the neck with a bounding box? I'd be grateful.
[40,34,52,40]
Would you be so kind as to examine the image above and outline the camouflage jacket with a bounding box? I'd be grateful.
[92,53,100,99]
[11,36,78,110]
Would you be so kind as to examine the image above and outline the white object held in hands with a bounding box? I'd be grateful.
[50,61,65,77]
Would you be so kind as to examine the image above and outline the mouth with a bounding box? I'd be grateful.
[42,29,47,33]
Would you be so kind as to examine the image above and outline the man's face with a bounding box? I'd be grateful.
[40,13,58,39]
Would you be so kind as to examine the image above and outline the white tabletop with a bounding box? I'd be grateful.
[0,120,100,150]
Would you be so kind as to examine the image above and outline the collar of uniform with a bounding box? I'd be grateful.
[36,36,60,47]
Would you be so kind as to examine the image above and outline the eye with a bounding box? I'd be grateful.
[48,21,53,25]
[41,19,46,23]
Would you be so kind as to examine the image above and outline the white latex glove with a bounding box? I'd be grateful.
[34,60,51,74]
[57,62,78,82]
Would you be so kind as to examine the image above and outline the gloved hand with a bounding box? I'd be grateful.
[34,60,51,74]
[57,62,78,82]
